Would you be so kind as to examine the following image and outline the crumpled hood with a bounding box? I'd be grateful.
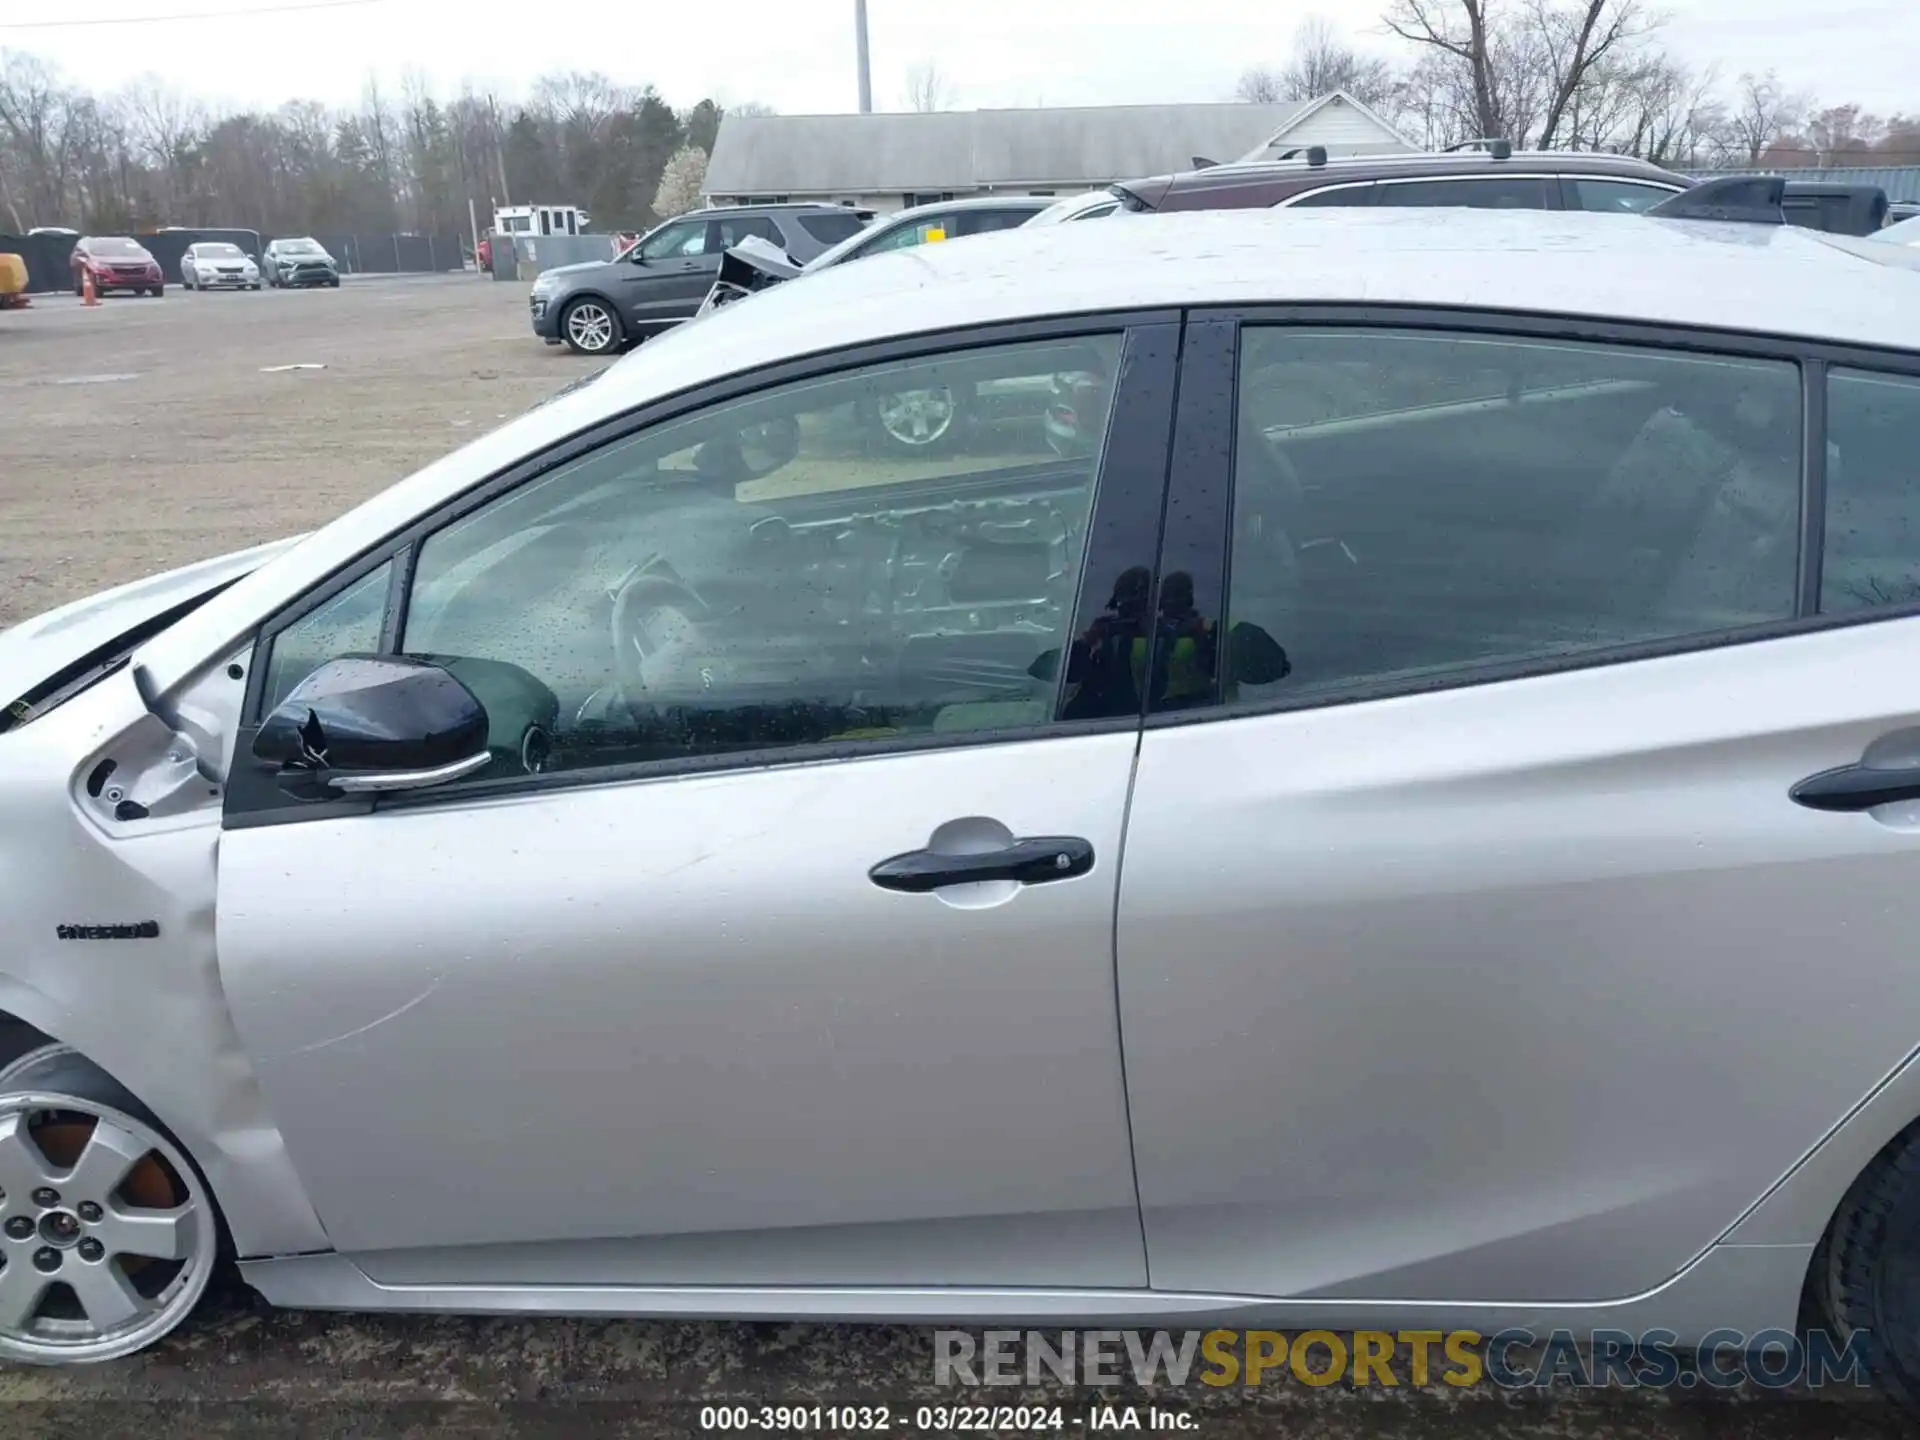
[0,534,305,719]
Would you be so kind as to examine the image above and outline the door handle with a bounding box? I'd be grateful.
[869,836,1094,894]
[1790,762,1920,813]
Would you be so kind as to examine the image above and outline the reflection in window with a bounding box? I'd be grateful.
[1824,369,1920,614]
[260,562,391,715]
[1223,328,1801,705]
[399,336,1122,776]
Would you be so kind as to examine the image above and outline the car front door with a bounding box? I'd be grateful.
[618,218,712,330]
[1117,314,1920,1305]
[215,320,1179,1289]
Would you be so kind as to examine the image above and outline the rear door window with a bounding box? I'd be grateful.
[712,216,781,250]
[954,209,1036,237]
[1216,326,1801,708]
[795,212,868,246]
[1374,176,1555,209]
[1285,184,1378,208]
[1566,178,1682,214]
[1823,368,1920,614]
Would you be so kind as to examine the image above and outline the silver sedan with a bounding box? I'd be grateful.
[180,242,261,291]
[6,201,1920,1412]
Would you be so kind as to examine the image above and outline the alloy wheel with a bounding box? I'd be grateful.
[876,387,958,447]
[0,1092,216,1363]
[565,302,617,354]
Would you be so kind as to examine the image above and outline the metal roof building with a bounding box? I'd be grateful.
[704,94,1411,214]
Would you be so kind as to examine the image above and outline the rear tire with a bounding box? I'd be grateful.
[1821,1124,1920,1412]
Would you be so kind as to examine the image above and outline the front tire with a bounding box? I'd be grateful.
[560,297,621,356]
[0,1047,221,1365]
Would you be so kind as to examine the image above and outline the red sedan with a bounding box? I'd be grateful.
[71,236,164,297]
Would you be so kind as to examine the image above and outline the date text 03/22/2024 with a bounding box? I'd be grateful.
[698,1405,1193,1432]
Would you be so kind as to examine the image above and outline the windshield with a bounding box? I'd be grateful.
[197,243,245,258]
[89,238,148,257]
[279,239,323,254]
[1880,215,1920,246]
[1026,190,1120,226]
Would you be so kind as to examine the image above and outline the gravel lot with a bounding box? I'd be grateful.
[0,276,1912,1437]
[0,275,586,631]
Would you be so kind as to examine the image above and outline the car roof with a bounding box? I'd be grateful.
[802,195,1053,271]
[1131,149,1691,204]
[880,195,1055,216]
[632,208,1920,392]
[687,202,872,217]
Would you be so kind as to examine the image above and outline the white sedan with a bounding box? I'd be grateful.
[9,198,1920,1412]
[180,242,260,291]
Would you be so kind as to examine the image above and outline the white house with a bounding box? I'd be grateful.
[703,93,1411,214]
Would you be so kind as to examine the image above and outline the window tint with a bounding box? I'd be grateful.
[1567,178,1679,214]
[640,220,706,259]
[714,215,780,249]
[1824,368,1920,614]
[396,335,1123,776]
[1375,176,1554,209]
[797,212,867,245]
[261,562,392,714]
[1220,328,1800,706]
[1287,184,1376,208]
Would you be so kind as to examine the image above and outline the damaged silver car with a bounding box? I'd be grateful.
[13,199,1920,1415]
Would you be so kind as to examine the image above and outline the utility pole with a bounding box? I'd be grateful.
[855,0,873,114]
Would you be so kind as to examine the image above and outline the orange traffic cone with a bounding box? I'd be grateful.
[81,268,98,307]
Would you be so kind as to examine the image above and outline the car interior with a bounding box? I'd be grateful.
[1226,329,1805,704]
[378,340,1122,776]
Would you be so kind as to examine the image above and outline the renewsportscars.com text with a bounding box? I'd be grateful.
[933,1327,1874,1391]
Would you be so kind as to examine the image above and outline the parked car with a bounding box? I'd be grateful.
[529,203,875,356]
[1104,144,1897,239]
[180,242,260,291]
[69,236,163,297]
[701,196,1054,315]
[699,197,1069,454]
[1103,143,1697,216]
[262,238,341,289]
[1877,214,1920,247]
[13,199,1920,1409]
[1025,188,1127,225]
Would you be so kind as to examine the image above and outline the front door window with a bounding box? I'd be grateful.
[385,334,1123,783]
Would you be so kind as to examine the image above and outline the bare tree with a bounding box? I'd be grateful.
[725,101,778,119]
[1280,16,1403,110]
[1383,0,1658,148]
[1235,66,1286,103]
[1727,69,1807,165]
[652,144,707,217]
[905,59,955,113]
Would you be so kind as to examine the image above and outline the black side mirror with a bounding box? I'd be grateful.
[253,655,491,794]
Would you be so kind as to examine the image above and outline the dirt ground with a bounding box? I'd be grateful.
[0,275,587,631]
[0,277,1912,1437]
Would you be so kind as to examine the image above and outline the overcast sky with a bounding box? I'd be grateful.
[2,0,1915,117]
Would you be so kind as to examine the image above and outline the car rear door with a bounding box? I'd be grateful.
[1115,312,1920,1305]
[214,317,1182,1289]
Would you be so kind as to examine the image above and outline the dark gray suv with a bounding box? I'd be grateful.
[530,204,875,355]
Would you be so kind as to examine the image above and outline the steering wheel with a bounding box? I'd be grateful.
[610,571,716,719]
